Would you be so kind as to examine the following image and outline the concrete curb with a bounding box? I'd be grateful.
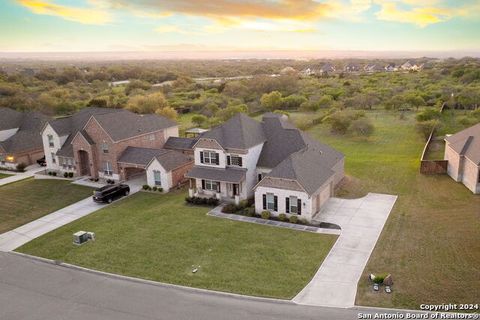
[10,251,295,305]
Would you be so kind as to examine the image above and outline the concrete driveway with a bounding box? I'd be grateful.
[0,180,142,252]
[293,193,397,308]
[0,164,44,186]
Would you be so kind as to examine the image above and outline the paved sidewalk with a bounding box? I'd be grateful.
[0,182,142,252]
[208,207,340,235]
[293,193,397,308]
[0,165,43,186]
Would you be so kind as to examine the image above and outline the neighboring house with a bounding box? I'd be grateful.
[344,63,361,73]
[319,63,336,74]
[385,63,397,72]
[0,107,49,169]
[118,147,192,192]
[401,61,413,70]
[40,107,184,185]
[280,66,297,75]
[186,113,345,222]
[444,123,480,194]
[364,64,384,73]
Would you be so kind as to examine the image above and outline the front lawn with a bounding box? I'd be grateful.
[0,179,93,234]
[17,191,337,299]
[307,110,480,309]
[0,173,13,179]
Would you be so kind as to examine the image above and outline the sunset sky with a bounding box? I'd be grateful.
[1,0,479,53]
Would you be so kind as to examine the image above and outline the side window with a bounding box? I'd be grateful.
[51,152,56,164]
[47,135,54,148]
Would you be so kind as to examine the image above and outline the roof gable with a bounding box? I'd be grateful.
[200,113,265,150]
[445,123,480,165]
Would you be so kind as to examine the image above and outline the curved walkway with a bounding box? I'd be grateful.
[0,164,43,187]
[293,193,397,308]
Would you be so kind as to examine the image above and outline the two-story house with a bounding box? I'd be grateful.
[186,113,345,222]
[41,107,192,190]
[0,107,49,169]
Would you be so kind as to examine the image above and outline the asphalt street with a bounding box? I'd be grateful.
[0,252,429,320]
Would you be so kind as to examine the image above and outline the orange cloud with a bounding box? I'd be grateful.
[16,0,112,25]
[110,0,331,21]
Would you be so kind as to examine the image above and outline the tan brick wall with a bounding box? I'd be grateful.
[72,133,97,177]
[171,160,194,187]
[80,118,169,176]
[462,158,479,194]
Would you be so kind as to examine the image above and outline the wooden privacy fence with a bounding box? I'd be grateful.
[419,103,448,175]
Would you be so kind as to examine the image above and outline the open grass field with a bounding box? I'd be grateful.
[0,173,13,179]
[18,191,337,299]
[0,179,93,234]
[307,110,480,309]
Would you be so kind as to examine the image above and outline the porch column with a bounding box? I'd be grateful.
[188,178,195,197]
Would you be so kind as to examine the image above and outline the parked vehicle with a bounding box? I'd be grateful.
[93,184,130,204]
[37,156,46,166]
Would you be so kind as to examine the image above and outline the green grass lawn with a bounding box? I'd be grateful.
[307,110,480,309]
[0,173,13,179]
[17,191,337,299]
[0,179,93,234]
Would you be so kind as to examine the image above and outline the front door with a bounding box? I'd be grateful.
[78,150,90,176]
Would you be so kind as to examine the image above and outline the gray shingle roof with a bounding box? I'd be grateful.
[200,113,265,150]
[186,166,246,183]
[164,137,197,151]
[0,111,49,153]
[265,146,336,195]
[118,146,191,171]
[0,108,23,131]
[445,123,480,165]
[49,107,177,158]
[92,111,176,141]
[50,108,122,157]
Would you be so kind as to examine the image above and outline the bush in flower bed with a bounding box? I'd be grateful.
[289,215,298,224]
[261,210,271,219]
[185,196,219,206]
[243,207,256,217]
[278,213,287,221]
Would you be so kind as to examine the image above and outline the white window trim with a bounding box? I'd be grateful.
[203,151,218,165]
[266,193,275,211]
[204,179,218,191]
[289,196,298,214]
[153,170,162,186]
[103,161,113,176]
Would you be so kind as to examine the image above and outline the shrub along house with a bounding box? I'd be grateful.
[40,107,192,188]
[186,113,344,222]
[0,107,49,170]
[444,123,480,194]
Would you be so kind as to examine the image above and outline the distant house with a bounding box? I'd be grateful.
[319,63,336,74]
[444,123,480,194]
[343,63,360,73]
[364,64,384,73]
[185,113,344,222]
[385,63,397,72]
[401,61,414,71]
[41,107,192,190]
[0,108,49,169]
[301,68,314,76]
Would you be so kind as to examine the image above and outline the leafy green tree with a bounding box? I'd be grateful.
[156,106,178,120]
[191,114,208,127]
[126,92,169,114]
[216,104,248,121]
[260,91,283,111]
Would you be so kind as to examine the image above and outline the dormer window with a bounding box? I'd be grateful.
[47,135,54,148]
[200,151,219,165]
[227,155,243,167]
